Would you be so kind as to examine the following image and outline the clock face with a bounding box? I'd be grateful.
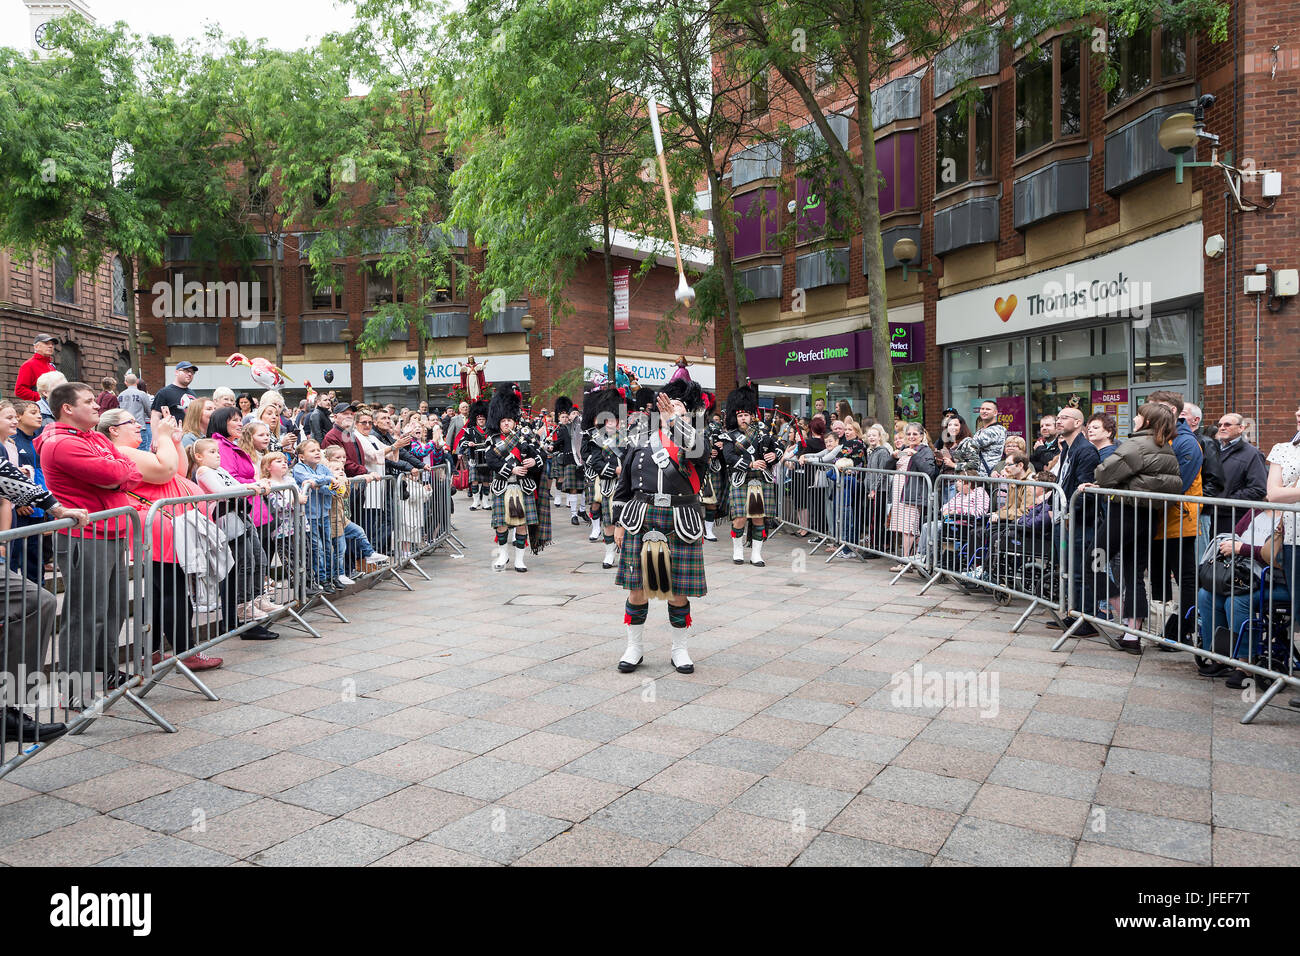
[34,21,54,50]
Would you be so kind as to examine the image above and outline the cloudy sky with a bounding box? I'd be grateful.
[2,0,359,52]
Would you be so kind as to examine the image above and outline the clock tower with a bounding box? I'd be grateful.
[23,0,96,56]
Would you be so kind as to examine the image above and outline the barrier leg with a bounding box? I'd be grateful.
[1241,675,1286,725]
[1011,599,1040,634]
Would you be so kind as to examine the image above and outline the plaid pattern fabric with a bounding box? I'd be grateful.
[554,459,584,493]
[728,477,777,520]
[587,475,616,517]
[490,484,539,526]
[615,503,707,597]
[533,487,553,547]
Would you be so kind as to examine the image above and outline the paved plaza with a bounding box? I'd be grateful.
[1,509,1298,867]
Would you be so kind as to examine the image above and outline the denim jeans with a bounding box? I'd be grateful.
[335,522,375,572]
[1197,545,1294,658]
[309,517,336,584]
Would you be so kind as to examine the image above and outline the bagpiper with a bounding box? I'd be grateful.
[551,396,587,525]
[611,377,707,674]
[721,383,781,567]
[452,398,492,511]
[484,382,551,572]
[701,415,728,541]
[582,386,625,567]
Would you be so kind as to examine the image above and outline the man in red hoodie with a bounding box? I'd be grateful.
[36,382,142,698]
[14,334,58,401]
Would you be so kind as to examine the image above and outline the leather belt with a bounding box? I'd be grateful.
[633,490,697,507]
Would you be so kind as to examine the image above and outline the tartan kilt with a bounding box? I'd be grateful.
[728,477,777,520]
[490,485,539,526]
[533,489,553,547]
[554,459,584,493]
[615,504,706,597]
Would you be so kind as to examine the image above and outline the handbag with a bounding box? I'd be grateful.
[1197,551,1257,595]
[452,463,470,491]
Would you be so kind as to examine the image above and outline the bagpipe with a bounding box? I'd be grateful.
[729,418,788,486]
[584,426,623,481]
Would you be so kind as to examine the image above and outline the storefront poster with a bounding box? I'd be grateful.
[810,383,828,412]
[897,368,924,422]
[613,269,630,331]
[994,396,1026,439]
[1091,388,1131,440]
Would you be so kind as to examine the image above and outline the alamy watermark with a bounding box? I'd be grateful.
[150,276,261,327]
[889,663,1000,718]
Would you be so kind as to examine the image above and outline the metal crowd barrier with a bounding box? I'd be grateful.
[774,459,841,557]
[828,466,935,581]
[1,507,173,778]
[918,473,1068,633]
[1059,486,1299,724]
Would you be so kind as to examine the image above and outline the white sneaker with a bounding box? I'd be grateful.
[254,595,285,614]
[336,574,355,586]
[368,553,391,564]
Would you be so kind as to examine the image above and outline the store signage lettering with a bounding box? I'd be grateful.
[1025,271,1151,320]
[602,361,669,382]
[785,345,849,367]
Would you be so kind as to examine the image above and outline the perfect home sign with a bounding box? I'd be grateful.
[747,324,924,379]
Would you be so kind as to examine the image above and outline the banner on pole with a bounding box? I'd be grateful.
[614,269,630,331]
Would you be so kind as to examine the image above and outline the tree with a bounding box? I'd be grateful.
[441,0,697,384]
[716,0,1228,421]
[304,0,461,405]
[185,31,362,369]
[0,16,228,377]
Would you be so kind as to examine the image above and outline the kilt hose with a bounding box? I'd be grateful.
[554,459,585,494]
[615,503,707,597]
[727,476,777,527]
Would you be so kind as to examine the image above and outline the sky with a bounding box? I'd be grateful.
[1,0,361,53]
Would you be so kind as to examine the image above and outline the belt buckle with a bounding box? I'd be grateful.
[651,448,671,468]
[653,492,671,508]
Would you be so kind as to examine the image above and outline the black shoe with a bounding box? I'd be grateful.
[105,670,133,690]
[240,624,280,641]
[3,707,68,744]
[704,534,717,542]
[617,657,642,673]
[571,515,580,525]
[1197,661,1235,678]
[1224,669,1250,690]
[1118,637,1142,655]
[1290,698,1300,709]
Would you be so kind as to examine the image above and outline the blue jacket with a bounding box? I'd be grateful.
[293,461,335,520]
[12,426,46,519]
[1058,433,1100,505]
[1170,420,1204,493]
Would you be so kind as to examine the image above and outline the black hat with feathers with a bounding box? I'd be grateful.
[660,377,704,412]
[724,383,760,430]
[554,395,574,417]
[486,382,523,433]
[582,386,623,432]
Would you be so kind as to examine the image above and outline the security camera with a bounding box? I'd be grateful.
[786,199,797,214]
[1204,234,1225,259]
[1197,93,1216,109]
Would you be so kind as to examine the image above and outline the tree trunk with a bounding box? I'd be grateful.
[272,245,284,369]
[416,328,428,405]
[602,217,616,385]
[707,164,746,387]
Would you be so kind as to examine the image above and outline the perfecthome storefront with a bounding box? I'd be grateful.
[936,223,1205,439]
[745,321,926,421]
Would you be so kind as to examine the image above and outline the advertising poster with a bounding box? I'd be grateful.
[896,367,924,422]
[1091,388,1131,440]
[613,269,630,331]
[993,395,1027,438]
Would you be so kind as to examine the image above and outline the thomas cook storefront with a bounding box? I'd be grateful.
[937,223,1204,439]
[745,322,926,421]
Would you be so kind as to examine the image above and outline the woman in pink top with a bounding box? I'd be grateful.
[208,407,271,528]
[97,408,223,671]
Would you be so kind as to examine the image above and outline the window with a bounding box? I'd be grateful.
[248,166,268,210]
[1015,37,1082,157]
[814,51,834,88]
[876,131,919,216]
[365,268,405,307]
[112,256,128,316]
[54,247,76,304]
[1133,312,1189,384]
[1028,323,1128,421]
[254,265,274,315]
[302,266,342,310]
[748,69,768,113]
[313,169,332,209]
[947,338,1026,425]
[936,89,994,191]
[730,188,780,259]
[1108,27,1190,107]
[434,253,466,304]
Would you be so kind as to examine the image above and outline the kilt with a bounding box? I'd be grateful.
[587,475,616,518]
[554,459,584,494]
[728,476,777,520]
[490,484,539,526]
[615,503,706,597]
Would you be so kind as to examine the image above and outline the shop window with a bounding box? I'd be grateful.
[877,131,918,216]
[1133,313,1189,384]
[1015,37,1082,157]
[731,188,780,259]
[54,247,77,304]
[1028,323,1128,421]
[1108,27,1189,107]
[302,266,342,310]
[936,89,994,191]
[947,338,1026,423]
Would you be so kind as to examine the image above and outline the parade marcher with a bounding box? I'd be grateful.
[611,376,707,674]
[582,386,626,566]
[484,383,550,572]
[551,396,587,524]
[453,399,492,511]
[700,411,727,541]
[721,383,781,567]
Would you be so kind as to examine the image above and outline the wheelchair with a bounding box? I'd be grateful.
[989,519,1060,607]
[1229,566,1297,681]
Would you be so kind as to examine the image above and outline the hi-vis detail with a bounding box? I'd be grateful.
[50,886,152,937]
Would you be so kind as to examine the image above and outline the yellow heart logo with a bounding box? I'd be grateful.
[994,295,1018,322]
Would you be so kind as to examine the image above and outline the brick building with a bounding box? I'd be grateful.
[714,0,1300,449]
[0,248,131,396]
[139,230,714,409]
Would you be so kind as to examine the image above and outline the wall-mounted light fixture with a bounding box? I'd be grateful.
[1158,95,1280,212]
[893,237,931,282]
[338,326,354,354]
